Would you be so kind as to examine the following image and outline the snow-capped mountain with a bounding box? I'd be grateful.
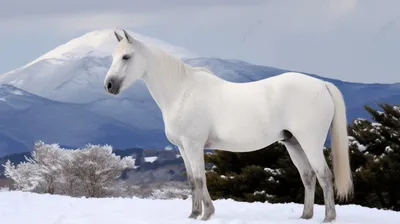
[0,29,195,104]
[0,29,399,156]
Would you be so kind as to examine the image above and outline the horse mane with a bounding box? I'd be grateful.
[156,50,215,77]
[135,37,216,84]
[144,43,211,79]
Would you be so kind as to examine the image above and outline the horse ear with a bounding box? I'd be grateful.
[114,31,123,42]
[122,29,133,43]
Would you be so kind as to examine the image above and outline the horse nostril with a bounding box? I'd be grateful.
[105,78,121,95]
[107,81,113,91]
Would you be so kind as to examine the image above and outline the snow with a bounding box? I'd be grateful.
[9,89,24,95]
[385,146,394,153]
[164,145,174,151]
[264,167,282,175]
[144,156,158,163]
[357,144,367,152]
[371,122,382,127]
[12,29,196,72]
[354,118,366,125]
[0,191,399,224]
[351,140,367,152]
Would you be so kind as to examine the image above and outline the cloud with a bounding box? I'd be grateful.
[0,0,359,34]
[1,1,269,34]
[1,12,155,34]
[1,1,263,33]
[328,0,357,16]
[1,0,264,18]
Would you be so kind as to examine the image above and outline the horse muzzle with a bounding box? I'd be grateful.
[105,77,122,95]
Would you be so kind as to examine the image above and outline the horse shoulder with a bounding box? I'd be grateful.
[164,87,211,141]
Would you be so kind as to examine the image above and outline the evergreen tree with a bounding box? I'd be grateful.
[205,142,326,204]
[348,104,400,210]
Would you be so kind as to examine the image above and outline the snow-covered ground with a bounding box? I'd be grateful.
[1,191,399,224]
[144,156,158,163]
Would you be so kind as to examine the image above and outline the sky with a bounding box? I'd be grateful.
[1,0,399,83]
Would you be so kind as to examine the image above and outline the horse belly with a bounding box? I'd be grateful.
[210,113,282,152]
[211,131,279,152]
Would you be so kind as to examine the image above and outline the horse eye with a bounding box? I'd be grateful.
[122,55,131,60]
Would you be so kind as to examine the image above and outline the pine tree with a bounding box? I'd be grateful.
[348,104,400,210]
[205,142,326,204]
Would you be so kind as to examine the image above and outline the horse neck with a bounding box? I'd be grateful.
[141,47,194,113]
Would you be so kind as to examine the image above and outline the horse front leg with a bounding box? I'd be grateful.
[178,146,202,219]
[183,141,215,221]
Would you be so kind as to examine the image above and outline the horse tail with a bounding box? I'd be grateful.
[325,81,353,201]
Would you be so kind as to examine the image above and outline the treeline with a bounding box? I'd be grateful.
[205,103,400,211]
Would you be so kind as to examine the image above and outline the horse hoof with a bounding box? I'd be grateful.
[300,213,313,220]
[201,216,211,221]
[322,216,336,223]
[188,212,200,219]
[200,212,214,221]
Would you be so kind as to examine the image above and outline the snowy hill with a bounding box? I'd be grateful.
[0,29,399,156]
[0,191,399,224]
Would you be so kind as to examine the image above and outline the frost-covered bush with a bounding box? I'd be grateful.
[119,181,191,199]
[4,141,65,194]
[3,141,136,197]
[65,144,135,197]
[0,186,10,192]
[150,186,190,200]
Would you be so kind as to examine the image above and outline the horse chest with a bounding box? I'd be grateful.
[164,119,185,145]
[163,111,209,147]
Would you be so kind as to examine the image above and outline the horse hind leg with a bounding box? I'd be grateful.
[294,131,337,223]
[282,131,316,220]
[200,176,215,220]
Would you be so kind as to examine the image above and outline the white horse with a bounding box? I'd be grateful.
[104,29,353,223]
